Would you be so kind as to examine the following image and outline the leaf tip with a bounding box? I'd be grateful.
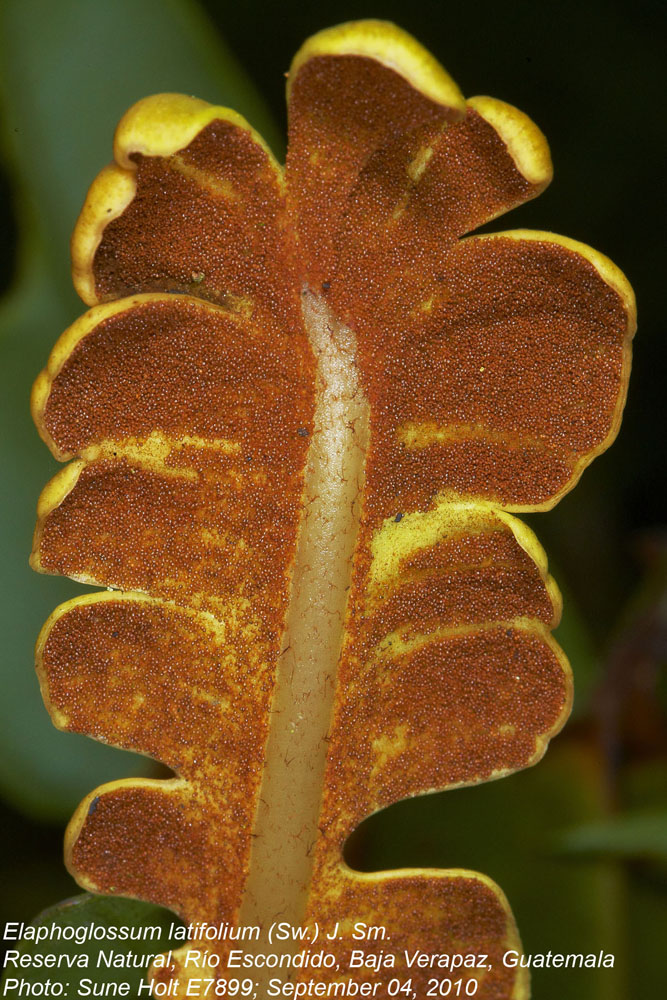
[288,19,467,117]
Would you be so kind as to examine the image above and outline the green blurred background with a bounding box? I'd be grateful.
[0,1,664,997]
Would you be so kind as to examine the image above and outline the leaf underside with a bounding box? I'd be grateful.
[30,20,635,999]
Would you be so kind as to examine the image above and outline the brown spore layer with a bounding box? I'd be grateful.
[70,782,241,924]
[92,120,302,329]
[299,869,518,999]
[43,298,314,463]
[30,30,636,997]
[42,598,267,782]
[319,624,568,845]
[287,54,463,284]
[351,237,627,513]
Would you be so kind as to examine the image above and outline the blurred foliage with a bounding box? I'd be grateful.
[556,809,667,859]
[0,895,183,996]
[0,0,664,997]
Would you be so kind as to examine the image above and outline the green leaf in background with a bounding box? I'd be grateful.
[0,894,184,997]
[550,570,600,719]
[556,810,667,859]
[0,0,278,820]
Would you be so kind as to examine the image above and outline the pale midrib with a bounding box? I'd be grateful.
[238,292,369,957]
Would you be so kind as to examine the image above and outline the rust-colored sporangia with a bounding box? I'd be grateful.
[31,19,635,1000]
